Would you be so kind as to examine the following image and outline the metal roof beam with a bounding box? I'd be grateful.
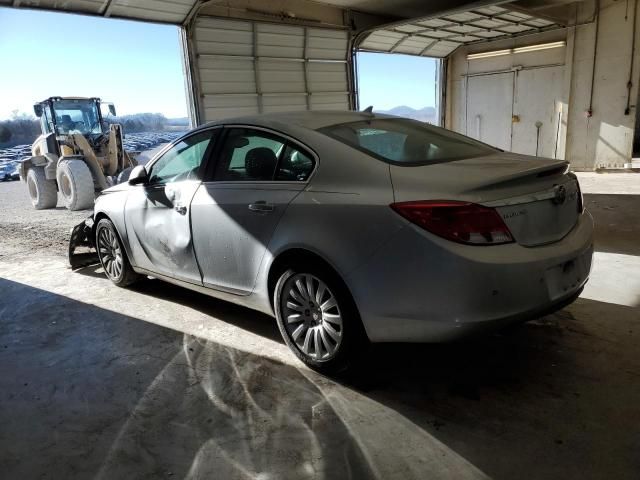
[417,39,439,56]
[388,29,466,44]
[100,0,115,17]
[391,24,511,40]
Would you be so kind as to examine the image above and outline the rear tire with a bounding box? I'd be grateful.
[26,167,57,210]
[57,159,95,211]
[274,264,368,374]
[95,218,140,287]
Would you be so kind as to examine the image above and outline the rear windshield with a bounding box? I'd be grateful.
[319,118,497,165]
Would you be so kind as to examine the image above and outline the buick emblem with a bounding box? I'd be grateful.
[552,184,567,205]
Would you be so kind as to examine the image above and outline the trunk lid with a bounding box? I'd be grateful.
[390,152,580,246]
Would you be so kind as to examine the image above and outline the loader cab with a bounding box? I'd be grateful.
[38,104,55,135]
[33,97,112,138]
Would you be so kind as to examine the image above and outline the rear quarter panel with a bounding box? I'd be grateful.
[252,130,406,309]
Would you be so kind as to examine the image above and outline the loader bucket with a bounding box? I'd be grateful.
[68,216,100,270]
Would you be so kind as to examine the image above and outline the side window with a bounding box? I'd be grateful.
[148,130,214,185]
[275,145,315,181]
[42,105,54,134]
[358,129,407,162]
[214,129,284,181]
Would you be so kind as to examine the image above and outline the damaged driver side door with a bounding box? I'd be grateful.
[124,128,218,284]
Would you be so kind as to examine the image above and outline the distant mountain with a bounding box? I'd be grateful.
[375,105,437,124]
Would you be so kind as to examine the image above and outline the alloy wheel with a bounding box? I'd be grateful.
[60,173,72,199]
[97,226,123,280]
[281,273,343,361]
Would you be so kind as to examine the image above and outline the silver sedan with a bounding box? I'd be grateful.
[90,111,594,373]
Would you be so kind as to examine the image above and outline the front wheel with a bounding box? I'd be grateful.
[57,159,95,211]
[274,266,368,374]
[95,218,140,287]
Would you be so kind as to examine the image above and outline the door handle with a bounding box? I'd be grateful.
[174,205,187,215]
[248,201,275,213]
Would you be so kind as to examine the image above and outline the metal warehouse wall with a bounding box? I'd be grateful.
[446,0,640,170]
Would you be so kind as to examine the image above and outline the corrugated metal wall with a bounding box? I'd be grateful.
[191,17,352,123]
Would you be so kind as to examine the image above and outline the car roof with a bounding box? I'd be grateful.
[200,110,398,132]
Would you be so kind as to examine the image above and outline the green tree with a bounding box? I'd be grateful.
[0,125,12,144]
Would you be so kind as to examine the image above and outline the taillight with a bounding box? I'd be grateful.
[390,200,514,245]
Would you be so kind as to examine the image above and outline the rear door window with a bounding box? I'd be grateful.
[213,128,284,181]
[211,128,315,182]
[275,145,314,181]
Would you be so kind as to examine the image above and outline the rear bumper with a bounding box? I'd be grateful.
[346,211,594,343]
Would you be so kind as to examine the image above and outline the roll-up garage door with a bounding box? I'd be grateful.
[191,17,352,123]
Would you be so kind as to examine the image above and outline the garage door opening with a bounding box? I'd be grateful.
[355,52,441,125]
[0,7,188,127]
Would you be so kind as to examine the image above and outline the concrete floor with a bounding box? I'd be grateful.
[0,173,639,479]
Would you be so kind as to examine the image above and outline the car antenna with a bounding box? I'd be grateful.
[362,105,374,115]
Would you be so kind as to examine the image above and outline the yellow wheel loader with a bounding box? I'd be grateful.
[20,97,137,210]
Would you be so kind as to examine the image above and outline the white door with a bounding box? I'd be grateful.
[124,129,217,284]
[466,72,514,151]
[511,66,564,157]
[465,66,565,157]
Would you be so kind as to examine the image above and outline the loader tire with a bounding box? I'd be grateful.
[57,159,95,211]
[26,167,57,210]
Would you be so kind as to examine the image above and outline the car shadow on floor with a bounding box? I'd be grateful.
[0,277,379,480]
[75,263,284,343]
[132,277,285,343]
[339,297,640,480]
[68,262,640,479]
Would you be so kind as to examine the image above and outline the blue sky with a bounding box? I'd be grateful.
[0,7,437,120]
[357,52,437,111]
[0,7,188,119]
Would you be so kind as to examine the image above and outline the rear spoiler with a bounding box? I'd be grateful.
[470,160,569,191]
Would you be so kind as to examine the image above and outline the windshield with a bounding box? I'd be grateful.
[319,118,498,165]
[51,99,103,135]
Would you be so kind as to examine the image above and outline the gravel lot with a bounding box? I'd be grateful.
[0,180,88,257]
[0,146,164,259]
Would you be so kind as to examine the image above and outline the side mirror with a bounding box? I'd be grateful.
[108,104,117,117]
[128,165,148,185]
[33,104,43,118]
